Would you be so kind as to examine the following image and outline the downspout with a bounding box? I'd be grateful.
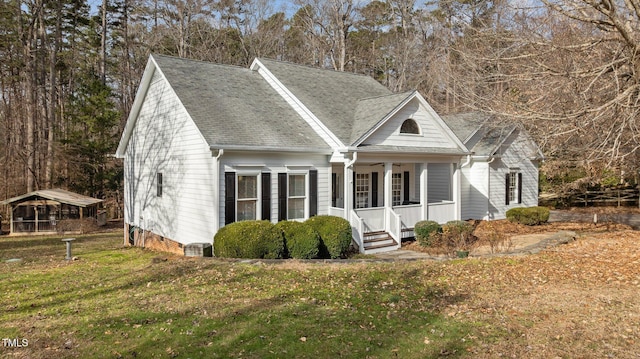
[486,157,496,220]
[458,155,472,221]
[212,149,224,238]
[461,154,472,168]
[345,152,358,168]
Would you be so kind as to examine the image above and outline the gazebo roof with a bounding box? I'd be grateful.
[0,188,103,208]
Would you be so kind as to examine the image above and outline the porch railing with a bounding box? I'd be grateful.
[393,204,421,230]
[11,220,57,233]
[328,206,344,217]
[385,207,402,250]
[427,201,456,224]
[355,207,385,233]
[349,210,364,252]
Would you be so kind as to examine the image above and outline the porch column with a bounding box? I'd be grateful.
[384,162,393,209]
[421,162,428,220]
[10,206,14,234]
[453,163,461,220]
[344,164,354,219]
[35,206,39,233]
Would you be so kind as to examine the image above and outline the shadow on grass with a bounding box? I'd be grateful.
[1,236,475,358]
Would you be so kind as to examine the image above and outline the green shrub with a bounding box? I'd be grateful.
[414,220,442,247]
[506,206,550,225]
[306,215,352,259]
[213,220,285,259]
[276,221,320,259]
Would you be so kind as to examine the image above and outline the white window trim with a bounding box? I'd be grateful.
[392,173,402,206]
[399,118,422,136]
[355,173,370,209]
[236,173,261,221]
[287,172,308,220]
[508,171,520,204]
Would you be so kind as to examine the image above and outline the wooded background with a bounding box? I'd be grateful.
[2,0,640,216]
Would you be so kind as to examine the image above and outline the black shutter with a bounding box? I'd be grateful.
[225,172,236,225]
[371,172,378,207]
[278,173,287,221]
[309,170,318,217]
[331,173,337,207]
[262,173,271,220]
[518,172,523,204]
[352,171,356,208]
[505,174,510,205]
[403,171,410,204]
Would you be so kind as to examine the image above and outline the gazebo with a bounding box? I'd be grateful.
[1,188,104,235]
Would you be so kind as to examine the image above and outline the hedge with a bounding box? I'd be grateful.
[213,220,285,259]
[306,215,352,259]
[506,206,550,225]
[276,221,320,259]
[414,220,442,247]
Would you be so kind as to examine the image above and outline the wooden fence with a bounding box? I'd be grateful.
[540,186,640,208]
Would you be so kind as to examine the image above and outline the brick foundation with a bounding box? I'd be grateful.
[124,223,184,256]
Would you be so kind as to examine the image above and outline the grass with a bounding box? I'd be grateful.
[0,231,480,358]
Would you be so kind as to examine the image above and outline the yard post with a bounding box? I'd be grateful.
[62,238,76,260]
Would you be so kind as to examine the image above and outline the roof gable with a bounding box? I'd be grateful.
[117,55,328,156]
[255,58,392,146]
[356,93,468,153]
[442,112,543,160]
[351,92,414,144]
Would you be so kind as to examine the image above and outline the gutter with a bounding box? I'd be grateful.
[209,144,333,155]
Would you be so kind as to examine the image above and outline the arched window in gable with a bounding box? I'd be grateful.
[400,119,420,135]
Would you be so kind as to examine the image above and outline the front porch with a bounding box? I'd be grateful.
[329,159,460,254]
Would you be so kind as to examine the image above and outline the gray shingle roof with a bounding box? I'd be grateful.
[257,58,393,146]
[1,188,103,207]
[441,112,516,156]
[440,112,486,142]
[153,55,328,150]
[352,92,414,144]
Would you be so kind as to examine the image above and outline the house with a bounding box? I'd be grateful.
[442,113,544,220]
[115,55,539,256]
[0,188,104,235]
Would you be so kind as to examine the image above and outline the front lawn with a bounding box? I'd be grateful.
[1,228,638,358]
[0,231,473,358]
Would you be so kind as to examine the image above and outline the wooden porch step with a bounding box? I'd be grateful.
[364,240,399,251]
[364,231,390,240]
[363,231,398,253]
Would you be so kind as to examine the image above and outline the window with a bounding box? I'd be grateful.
[400,119,420,134]
[355,173,369,209]
[392,173,402,206]
[157,173,163,197]
[237,175,258,221]
[288,174,306,219]
[507,171,522,205]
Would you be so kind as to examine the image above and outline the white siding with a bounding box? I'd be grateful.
[218,152,331,227]
[488,131,540,220]
[362,99,458,148]
[460,162,489,220]
[124,69,218,245]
